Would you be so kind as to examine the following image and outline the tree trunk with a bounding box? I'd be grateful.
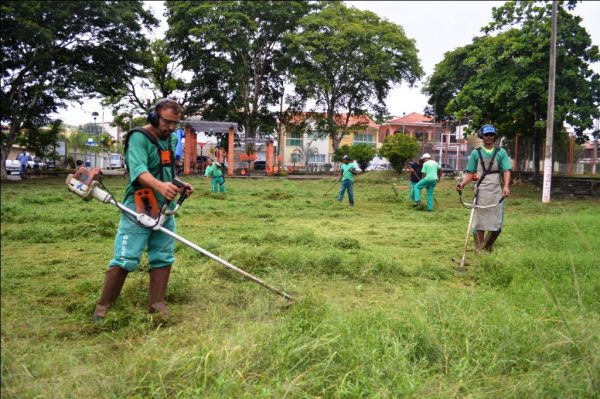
[1,151,8,181]
[1,123,22,181]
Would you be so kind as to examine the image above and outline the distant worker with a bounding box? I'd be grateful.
[407,157,425,203]
[456,124,511,252]
[204,157,226,193]
[17,150,28,178]
[337,155,358,207]
[413,153,441,211]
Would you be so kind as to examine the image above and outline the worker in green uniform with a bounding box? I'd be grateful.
[413,153,441,211]
[456,124,511,252]
[93,98,193,321]
[337,155,357,206]
[204,157,225,193]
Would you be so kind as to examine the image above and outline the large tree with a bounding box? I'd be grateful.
[423,1,600,178]
[165,1,314,141]
[1,1,156,179]
[284,2,424,152]
[106,39,201,133]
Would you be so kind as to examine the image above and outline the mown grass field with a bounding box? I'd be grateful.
[1,172,599,398]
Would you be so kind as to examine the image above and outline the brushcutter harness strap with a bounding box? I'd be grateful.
[475,147,500,189]
[124,127,176,189]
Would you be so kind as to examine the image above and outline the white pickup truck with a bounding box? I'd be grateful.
[5,159,21,174]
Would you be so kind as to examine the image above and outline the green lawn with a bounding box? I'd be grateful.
[1,172,599,398]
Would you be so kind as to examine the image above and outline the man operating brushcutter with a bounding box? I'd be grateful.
[204,157,226,193]
[456,124,511,253]
[337,155,358,207]
[413,153,441,211]
[93,98,193,321]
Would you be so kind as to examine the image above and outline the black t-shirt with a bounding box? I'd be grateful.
[409,162,422,183]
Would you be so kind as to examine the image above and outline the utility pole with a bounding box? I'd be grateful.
[542,0,557,203]
[593,117,599,175]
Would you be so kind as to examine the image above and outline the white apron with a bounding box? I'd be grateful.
[473,152,504,231]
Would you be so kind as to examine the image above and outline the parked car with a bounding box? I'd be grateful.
[366,159,392,171]
[577,158,596,164]
[108,153,124,169]
[33,157,44,170]
[5,159,21,175]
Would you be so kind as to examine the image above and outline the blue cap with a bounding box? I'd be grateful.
[482,125,497,135]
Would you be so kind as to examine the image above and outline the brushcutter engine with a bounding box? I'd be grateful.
[66,167,112,203]
[66,167,164,229]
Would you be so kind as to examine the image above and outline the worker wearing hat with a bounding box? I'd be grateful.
[204,157,225,193]
[456,124,511,252]
[337,155,358,206]
[413,153,441,211]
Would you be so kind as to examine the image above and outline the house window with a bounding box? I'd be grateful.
[353,133,375,147]
[310,154,326,163]
[290,153,302,163]
[286,131,302,146]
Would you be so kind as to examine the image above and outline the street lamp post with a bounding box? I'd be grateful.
[199,141,207,174]
[92,111,99,136]
[402,112,406,134]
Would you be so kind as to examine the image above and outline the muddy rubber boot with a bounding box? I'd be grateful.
[149,266,171,317]
[483,231,501,252]
[93,267,128,322]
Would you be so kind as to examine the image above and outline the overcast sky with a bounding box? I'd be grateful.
[54,1,600,126]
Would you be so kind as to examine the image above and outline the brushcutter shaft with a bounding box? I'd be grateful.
[158,228,294,301]
[459,201,476,271]
[323,179,339,197]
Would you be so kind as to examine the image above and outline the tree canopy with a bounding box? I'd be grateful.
[165,1,315,140]
[285,2,424,152]
[105,38,197,133]
[379,134,419,174]
[423,1,600,176]
[1,1,156,178]
[333,143,377,172]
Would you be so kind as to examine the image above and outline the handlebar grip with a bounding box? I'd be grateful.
[172,178,190,206]
[173,178,185,188]
[176,192,188,206]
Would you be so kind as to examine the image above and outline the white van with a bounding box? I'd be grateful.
[108,153,124,169]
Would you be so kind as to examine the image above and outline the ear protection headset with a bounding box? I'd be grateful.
[147,98,170,128]
[478,124,497,139]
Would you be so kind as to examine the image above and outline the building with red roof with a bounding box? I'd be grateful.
[280,112,379,170]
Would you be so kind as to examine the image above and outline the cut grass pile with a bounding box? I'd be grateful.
[1,173,599,398]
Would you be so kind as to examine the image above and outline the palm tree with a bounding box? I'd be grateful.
[67,131,89,167]
[292,140,319,171]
